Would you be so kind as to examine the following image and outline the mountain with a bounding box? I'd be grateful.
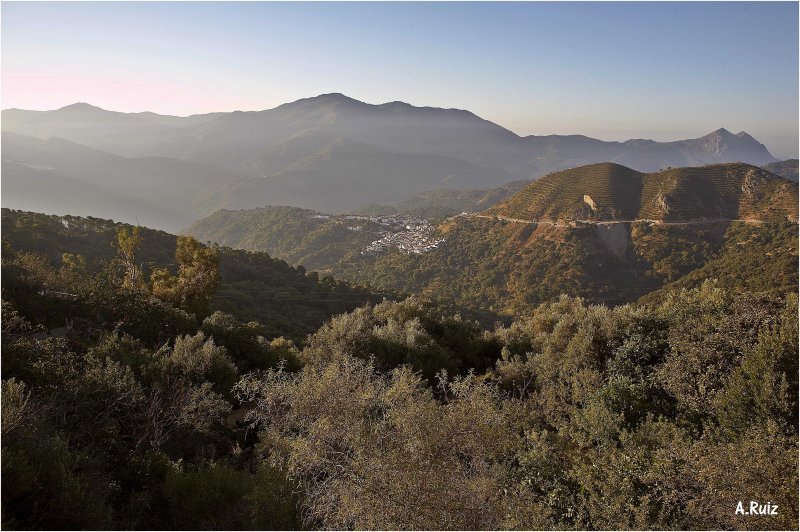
[489,161,796,222]
[1,94,780,224]
[0,102,182,157]
[764,159,799,182]
[516,128,777,175]
[1,132,246,231]
[149,93,524,173]
[187,163,797,314]
[131,110,222,128]
[1,160,186,230]
[197,135,513,213]
[607,128,777,171]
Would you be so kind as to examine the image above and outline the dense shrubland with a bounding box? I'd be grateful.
[2,218,796,529]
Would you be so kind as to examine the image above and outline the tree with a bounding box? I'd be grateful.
[114,226,144,289]
[151,237,221,316]
[235,357,517,529]
[61,253,87,274]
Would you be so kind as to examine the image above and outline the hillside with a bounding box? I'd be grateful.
[196,136,513,213]
[6,206,797,531]
[639,220,799,303]
[185,206,381,271]
[1,160,187,230]
[764,158,799,182]
[487,163,645,221]
[352,180,528,218]
[2,94,781,228]
[188,163,798,314]
[336,223,797,315]
[489,162,797,222]
[1,132,245,231]
[1,209,390,340]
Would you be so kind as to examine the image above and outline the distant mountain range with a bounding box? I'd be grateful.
[1,132,245,230]
[186,162,798,313]
[2,93,782,230]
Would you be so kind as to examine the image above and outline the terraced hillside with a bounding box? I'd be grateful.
[487,163,644,221]
[490,162,798,223]
[638,164,798,221]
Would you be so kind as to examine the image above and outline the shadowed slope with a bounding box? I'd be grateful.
[764,159,799,182]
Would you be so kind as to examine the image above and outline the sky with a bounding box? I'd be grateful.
[2,1,798,158]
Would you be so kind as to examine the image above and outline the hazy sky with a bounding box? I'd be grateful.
[2,2,798,157]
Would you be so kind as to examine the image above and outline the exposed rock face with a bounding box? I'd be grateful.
[583,194,597,211]
[697,128,775,164]
[700,128,733,154]
[656,194,671,215]
[741,168,767,199]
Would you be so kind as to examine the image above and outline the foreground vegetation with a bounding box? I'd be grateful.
[2,211,797,530]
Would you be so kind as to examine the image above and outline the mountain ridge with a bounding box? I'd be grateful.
[1,132,246,230]
[488,162,797,223]
[1,93,783,231]
[2,93,779,169]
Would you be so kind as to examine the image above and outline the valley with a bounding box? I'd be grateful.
[5,202,797,530]
[2,97,797,532]
[187,161,798,314]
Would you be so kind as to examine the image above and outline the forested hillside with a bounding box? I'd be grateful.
[185,206,381,271]
[188,163,799,315]
[351,180,528,219]
[3,222,797,528]
[2,209,390,341]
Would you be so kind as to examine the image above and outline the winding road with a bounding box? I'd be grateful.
[456,213,768,227]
